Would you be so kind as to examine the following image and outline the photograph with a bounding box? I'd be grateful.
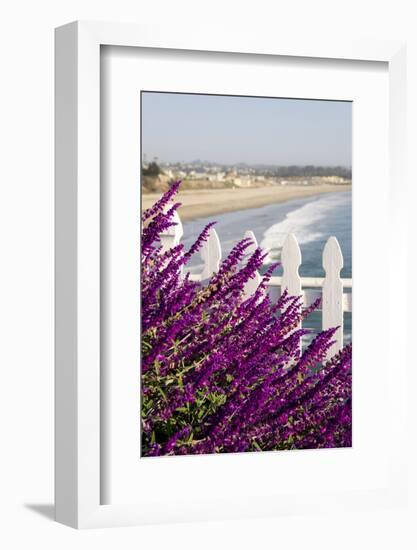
[140,91,352,457]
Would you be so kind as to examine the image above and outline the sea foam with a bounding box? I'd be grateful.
[260,192,348,262]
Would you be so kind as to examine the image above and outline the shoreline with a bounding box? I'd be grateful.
[142,184,352,222]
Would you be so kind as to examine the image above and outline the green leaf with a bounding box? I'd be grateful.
[157,386,167,401]
[252,440,262,451]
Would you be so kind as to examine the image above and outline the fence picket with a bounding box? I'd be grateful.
[322,236,344,356]
[160,208,184,253]
[281,233,302,298]
[280,234,303,355]
[242,230,262,299]
[200,226,222,280]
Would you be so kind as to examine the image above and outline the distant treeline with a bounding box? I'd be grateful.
[142,161,161,176]
[268,165,352,178]
[142,160,352,180]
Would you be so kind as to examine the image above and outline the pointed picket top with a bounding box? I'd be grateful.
[200,226,222,280]
[281,233,302,298]
[160,206,184,252]
[323,236,343,274]
[322,236,344,356]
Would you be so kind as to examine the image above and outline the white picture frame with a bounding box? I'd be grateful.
[55,21,407,529]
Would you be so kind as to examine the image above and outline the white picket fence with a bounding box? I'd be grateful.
[160,209,352,355]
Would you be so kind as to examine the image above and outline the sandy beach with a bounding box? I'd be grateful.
[142,184,352,222]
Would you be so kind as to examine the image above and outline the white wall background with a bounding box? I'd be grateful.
[0,1,416,548]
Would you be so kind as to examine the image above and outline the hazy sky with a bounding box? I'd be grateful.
[141,92,352,166]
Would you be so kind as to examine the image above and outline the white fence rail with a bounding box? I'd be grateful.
[161,213,352,355]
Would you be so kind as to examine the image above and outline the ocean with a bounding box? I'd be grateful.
[182,191,352,345]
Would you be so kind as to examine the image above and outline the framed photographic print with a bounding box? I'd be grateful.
[55,21,408,528]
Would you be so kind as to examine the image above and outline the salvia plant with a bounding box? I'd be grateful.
[141,181,352,456]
